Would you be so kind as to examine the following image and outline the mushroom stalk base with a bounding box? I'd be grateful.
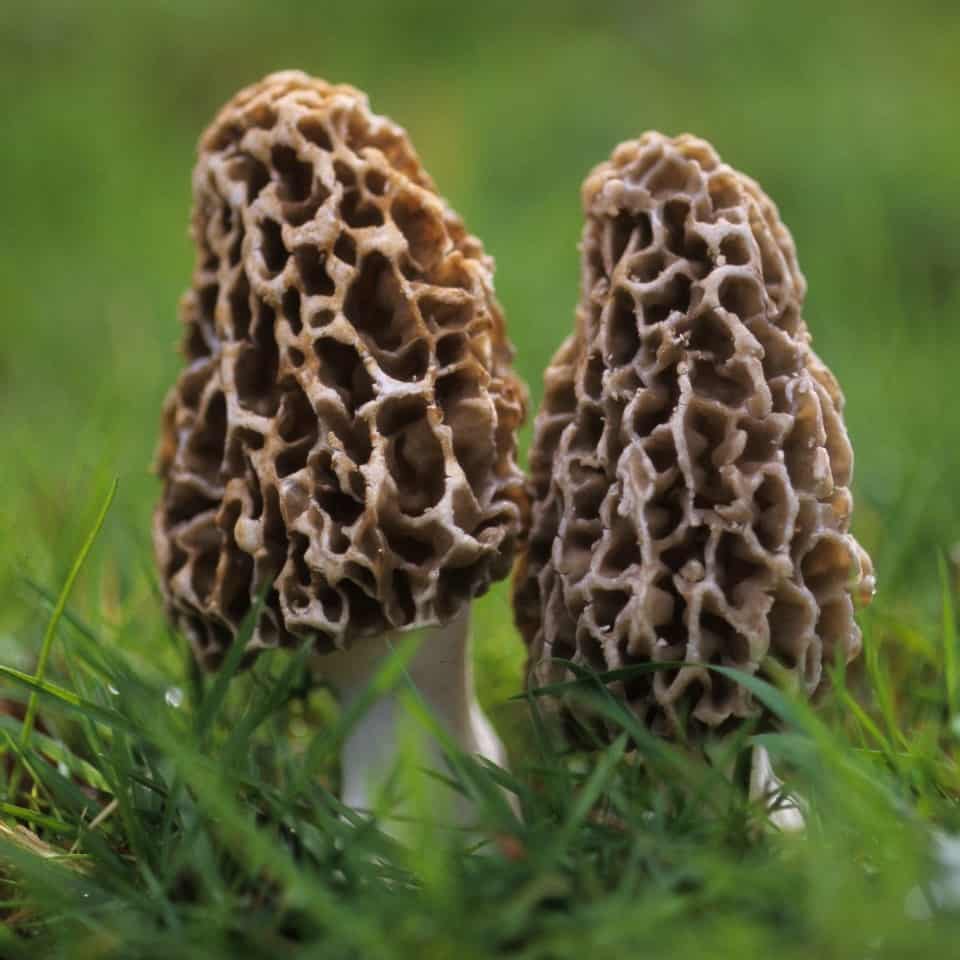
[318,609,508,826]
[749,745,805,832]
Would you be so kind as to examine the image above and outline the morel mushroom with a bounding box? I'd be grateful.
[513,133,874,825]
[154,72,527,815]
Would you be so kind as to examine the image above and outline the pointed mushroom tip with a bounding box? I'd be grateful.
[260,67,315,85]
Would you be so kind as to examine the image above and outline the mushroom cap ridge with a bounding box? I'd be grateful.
[154,71,527,668]
[514,131,874,737]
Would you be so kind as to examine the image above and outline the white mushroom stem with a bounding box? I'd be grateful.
[318,608,508,824]
[749,745,805,832]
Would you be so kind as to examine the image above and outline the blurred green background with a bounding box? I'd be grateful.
[2,0,958,702]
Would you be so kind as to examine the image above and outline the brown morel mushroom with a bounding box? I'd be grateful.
[154,71,527,817]
[513,132,874,828]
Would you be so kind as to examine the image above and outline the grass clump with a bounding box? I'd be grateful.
[1,484,959,958]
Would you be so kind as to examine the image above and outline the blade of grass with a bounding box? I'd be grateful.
[222,641,312,762]
[0,665,135,735]
[9,479,117,798]
[551,731,628,853]
[830,681,895,755]
[939,553,958,719]
[398,686,521,832]
[515,659,685,699]
[0,802,75,835]
[147,722,390,954]
[860,631,910,754]
[0,732,60,817]
[706,665,814,732]
[19,577,101,646]
[156,642,312,882]
[194,580,270,741]
[499,734,628,931]
[295,633,421,793]
[0,717,110,794]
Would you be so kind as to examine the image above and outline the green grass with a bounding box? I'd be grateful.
[1,487,960,957]
[2,0,959,955]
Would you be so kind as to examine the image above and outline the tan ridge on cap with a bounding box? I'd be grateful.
[154,71,527,669]
[514,132,874,737]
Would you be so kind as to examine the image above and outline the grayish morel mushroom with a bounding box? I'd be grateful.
[513,133,874,825]
[154,71,527,815]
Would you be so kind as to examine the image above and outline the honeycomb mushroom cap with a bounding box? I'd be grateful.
[513,132,874,737]
[154,71,527,668]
